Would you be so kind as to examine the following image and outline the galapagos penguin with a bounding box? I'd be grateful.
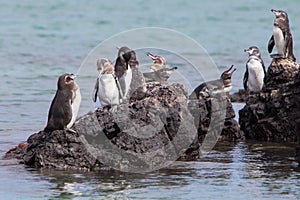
[268,9,296,61]
[44,73,81,132]
[243,46,266,93]
[93,58,121,107]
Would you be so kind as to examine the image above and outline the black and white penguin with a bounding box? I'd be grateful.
[144,52,177,85]
[93,58,121,107]
[126,49,147,100]
[44,73,81,132]
[146,52,167,71]
[114,46,133,102]
[143,67,178,85]
[190,65,236,99]
[243,46,266,93]
[268,9,296,61]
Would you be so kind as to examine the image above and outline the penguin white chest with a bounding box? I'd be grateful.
[247,59,265,92]
[273,26,285,55]
[67,88,81,129]
[124,66,132,96]
[119,66,132,99]
[98,74,120,106]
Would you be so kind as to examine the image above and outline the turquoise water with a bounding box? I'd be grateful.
[1,0,300,199]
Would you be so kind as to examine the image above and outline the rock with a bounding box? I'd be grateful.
[4,142,29,161]
[21,130,100,170]
[230,89,249,103]
[188,84,244,144]
[76,82,198,171]
[239,58,299,142]
[5,82,198,171]
[5,79,245,170]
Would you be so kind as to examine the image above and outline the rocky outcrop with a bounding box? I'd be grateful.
[4,80,243,170]
[4,83,198,171]
[239,58,300,142]
[188,89,244,144]
[230,89,249,103]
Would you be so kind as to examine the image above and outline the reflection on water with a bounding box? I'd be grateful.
[2,141,296,200]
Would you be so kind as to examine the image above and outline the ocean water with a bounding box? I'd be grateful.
[1,0,300,199]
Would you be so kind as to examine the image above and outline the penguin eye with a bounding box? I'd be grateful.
[65,76,73,83]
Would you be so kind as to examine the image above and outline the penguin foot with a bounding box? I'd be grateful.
[270,54,285,59]
[109,105,118,113]
[66,128,76,133]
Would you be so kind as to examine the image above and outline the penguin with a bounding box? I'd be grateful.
[144,52,177,85]
[146,52,167,71]
[93,58,121,107]
[243,46,266,93]
[126,49,147,100]
[268,9,296,61]
[114,46,133,102]
[44,73,81,132]
[190,65,236,99]
[143,67,178,85]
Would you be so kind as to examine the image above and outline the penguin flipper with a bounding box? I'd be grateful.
[92,77,99,102]
[285,34,296,61]
[243,68,249,91]
[268,35,275,53]
[114,77,124,100]
[65,100,73,128]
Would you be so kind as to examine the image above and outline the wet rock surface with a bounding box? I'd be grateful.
[188,85,244,144]
[230,89,249,103]
[239,58,300,143]
[4,81,243,170]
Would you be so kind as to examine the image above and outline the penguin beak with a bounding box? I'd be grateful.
[64,74,78,84]
[271,9,281,17]
[244,48,249,53]
[227,65,236,74]
[69,74,78,80]
[146,52,157,60]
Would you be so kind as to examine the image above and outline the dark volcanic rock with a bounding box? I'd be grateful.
[5,78,246,170]
[230,89,249,103]
[239,58,299,142]
[188,84,244,144]
[5,83,198,171]
[22,130,100,170]
[75,82,198,171]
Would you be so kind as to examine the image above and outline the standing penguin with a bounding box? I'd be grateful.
[114,46,133,102]
[126,49,147,100]
[268,9,296,61]
[146,52,167,71]
[190,65,236,99]
[44,73,81,132]
[93,58,121,107]
[243,46,266,93]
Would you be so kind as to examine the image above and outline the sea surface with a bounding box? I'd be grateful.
[1,0,300,199]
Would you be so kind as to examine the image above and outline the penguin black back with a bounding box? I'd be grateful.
[114,46,132,79]
[190,65,236,99]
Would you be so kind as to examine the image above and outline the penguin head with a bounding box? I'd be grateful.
[271,9,288,20]
[146,52,166,66]
[58,73,78,91]
[97,58,114,74]
[221,65,236,81]
[244,46,261,57]
[117,46,132,61]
